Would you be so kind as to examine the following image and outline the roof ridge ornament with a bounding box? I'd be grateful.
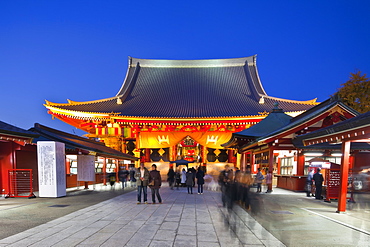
[259,96,265,104]
[272,102,284,113]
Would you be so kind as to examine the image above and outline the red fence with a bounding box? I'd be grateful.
[6,169,36,198]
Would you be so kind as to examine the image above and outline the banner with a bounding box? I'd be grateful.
[138,131,232,149]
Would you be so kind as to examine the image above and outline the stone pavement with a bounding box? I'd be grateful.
[1,184,370,246]
[0,185,284,247]
[246,187,370,247]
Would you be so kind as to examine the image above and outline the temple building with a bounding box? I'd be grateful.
[44,55,318,173]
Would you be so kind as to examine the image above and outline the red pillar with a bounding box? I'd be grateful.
[268,147,274,192]
[103,158,107,186]
[202,146,207,163]
[337,141,350,213]
[115,159,119,182]
[250,152,256,173]
[66,159,71,175]
[296,151,305,176]
[241,152,246,172]
[145,148,151,162]
[228,150,235,166]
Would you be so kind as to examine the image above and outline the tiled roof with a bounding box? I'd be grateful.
[0,120,39,138]
[234,97,359,151]
[254,97,358,143]
[234,106,292,138]
[30,123,138,160]
[294,109,370,144]
[46,56,318,119]
[222,105,292,148]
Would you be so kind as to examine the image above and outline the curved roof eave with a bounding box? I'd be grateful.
[45,56,319,120]
[46,106,295,122]
[238,99,359,152]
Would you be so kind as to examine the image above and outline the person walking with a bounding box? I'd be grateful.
[186,169,194,194]
[129,167,136,187]
[149,164,162,204]
[239,168,254,209]
[108,172,116,189]
[135,163,150,204]
[313,168,324,200]
[118,166,129,189]
[218,164,234,208]
[255,168,264,193]
[196,167,205,194]
[167,167,175,190]
[306,169,314,197]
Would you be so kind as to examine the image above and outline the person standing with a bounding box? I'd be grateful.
[108,172,116,189]
[191,167,196,187]
[313,168,324,200]
[265,169,273,193]
[306,169,314,197]
[186,169,194,194]
[175,170,181,190]
[135,163,150,204]
[255,168,264,193]
[167,167,175,190]
[196,167,205,194]
[149,164,162,204]
[233,167,241,201]
[218,165,234,208]
[181,168,187,187]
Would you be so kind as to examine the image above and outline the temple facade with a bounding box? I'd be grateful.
[45,56,318,173]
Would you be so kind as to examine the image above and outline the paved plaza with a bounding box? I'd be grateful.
[0,185,284,247]
[1,184,370,246]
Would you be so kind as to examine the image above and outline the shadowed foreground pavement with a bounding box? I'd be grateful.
[0,183,369,246]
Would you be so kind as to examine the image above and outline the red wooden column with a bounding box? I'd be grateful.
[228,150,235,166]
[250,152,256,173]
[202,146,207,163]
[337,141,350,213]
[240,152,247,172]
[115,159,119,182]
[103,158,107,186]
[145,148,151,162]
[296,151,305,176]
[66,159,71,175]
[268,147,274,192]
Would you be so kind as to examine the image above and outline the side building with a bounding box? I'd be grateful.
[0,120,137,197]
[222,96,368,199]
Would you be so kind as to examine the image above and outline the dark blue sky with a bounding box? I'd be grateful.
[1,1,369,135]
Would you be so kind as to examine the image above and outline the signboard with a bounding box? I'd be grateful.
[77,155,95,182]
[311,161,331,169]
[37,141,66,197]
[326,169,341,201]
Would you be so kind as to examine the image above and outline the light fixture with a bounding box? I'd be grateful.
[304,152,323,156]
[331,153,342,157]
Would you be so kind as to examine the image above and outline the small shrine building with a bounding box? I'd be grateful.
[44,56,318,173]
[222,96,366,201]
